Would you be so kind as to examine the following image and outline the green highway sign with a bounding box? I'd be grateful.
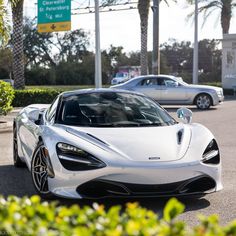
[38,0,71,33]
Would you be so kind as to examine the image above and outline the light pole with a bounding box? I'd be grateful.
[152,0,160,75]
[95,0,102,88]
[193,0,198,84]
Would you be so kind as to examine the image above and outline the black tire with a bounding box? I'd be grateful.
[13,126,26,167]
[195,93,212,110]
[31,141,54,199]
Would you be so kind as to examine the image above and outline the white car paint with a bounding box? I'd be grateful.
[14,89,222,199]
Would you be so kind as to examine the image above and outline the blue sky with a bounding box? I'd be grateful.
[24,0,236,52]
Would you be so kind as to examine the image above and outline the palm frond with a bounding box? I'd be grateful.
[186,0,221,22]
[160,0,177,7]
[100,0,122,7]
[201,6,219,28]
[198,1,221,13]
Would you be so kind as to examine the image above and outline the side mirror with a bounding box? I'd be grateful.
[28,109,40,122]
[177,107,193,124]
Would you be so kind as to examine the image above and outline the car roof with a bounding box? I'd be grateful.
[114,74,177,86]
[134,74,176,80]
[61,88,145,98]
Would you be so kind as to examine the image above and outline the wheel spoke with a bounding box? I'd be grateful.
[197,95,210,109]
[40,172,48,192]
[39,148,47,166]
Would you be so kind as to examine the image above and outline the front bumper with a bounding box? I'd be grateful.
[48,160,222,199]
[218,95,224,103]
[212,93,224,106]
[76,175,216,199]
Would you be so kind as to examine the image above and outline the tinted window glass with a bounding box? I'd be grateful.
[140,78,158,86]
[158,77,178,87]
[59,92,176,127]
[46,96,59,122]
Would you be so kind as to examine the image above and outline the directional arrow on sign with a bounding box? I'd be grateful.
[51,24,56,30]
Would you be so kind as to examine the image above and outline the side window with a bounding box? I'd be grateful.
[160,78,178,87]
[140,78,158,86]
[46,96,59,123]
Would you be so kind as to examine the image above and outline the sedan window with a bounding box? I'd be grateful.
[159,78,178,87]
[140,78,158,86]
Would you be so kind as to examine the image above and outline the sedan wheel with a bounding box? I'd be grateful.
[196,94,211,110]
[13,127,26,167]
[31,143,54,198]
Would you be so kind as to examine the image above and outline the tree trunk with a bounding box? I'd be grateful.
[221,1,231,34]
[12,0,25,89]
[138,0,150,75]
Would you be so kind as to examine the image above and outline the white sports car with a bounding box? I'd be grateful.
[13,89,222,199]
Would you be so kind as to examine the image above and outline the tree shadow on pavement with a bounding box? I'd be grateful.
[59,195,210,217]
[0,164,210,216]
[0,165,36,197]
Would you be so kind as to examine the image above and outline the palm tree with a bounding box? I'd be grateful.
[189,0,236,34]
[138,0,151,75]
[102,0,151,75]
[0,0,11,47]
[11,0,25,89]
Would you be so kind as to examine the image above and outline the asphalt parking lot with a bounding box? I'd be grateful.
[0,98,236,225]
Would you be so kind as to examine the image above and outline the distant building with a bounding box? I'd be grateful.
[222,34,236,89]
[111,66,141,85]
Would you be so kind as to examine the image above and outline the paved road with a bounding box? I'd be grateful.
[0,99,236,225]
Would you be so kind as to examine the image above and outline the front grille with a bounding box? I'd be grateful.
[76,175,216,198]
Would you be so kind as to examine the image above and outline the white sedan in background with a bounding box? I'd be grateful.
[111,75,224,110]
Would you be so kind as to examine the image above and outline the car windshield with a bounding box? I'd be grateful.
[116,72,126,77]
[59,92,177,127]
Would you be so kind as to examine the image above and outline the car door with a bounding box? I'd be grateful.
[157,77,187,104]
[132,77,162,100]
[19,97,59,162]
[18,108,42,163]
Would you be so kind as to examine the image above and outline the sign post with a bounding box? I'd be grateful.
[38,0,71,33]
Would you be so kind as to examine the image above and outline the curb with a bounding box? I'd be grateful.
[0,121,13,133]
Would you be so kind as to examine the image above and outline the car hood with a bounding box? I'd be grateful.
[186,84,222,92]
[65,123,191,162]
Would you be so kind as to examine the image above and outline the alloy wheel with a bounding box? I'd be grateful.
[31,145,50,194]
[196,94,211,110]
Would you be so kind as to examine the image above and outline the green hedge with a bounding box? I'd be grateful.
[0,196,235,236]
[11,87,235,108]
[12,89,63,107]
[0,81,14,115]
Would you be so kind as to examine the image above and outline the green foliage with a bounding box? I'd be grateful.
[0,81,14,115]
[23,18,90,68]
[164,198,185,222]
[25,67,56,85]
[0,196,235,236]
[0,48,12,80]
[0,0,11,47]
[12,89,62,107]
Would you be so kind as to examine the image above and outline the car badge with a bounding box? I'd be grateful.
[148,157,160,160]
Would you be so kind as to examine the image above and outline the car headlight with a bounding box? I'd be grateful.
[202,139,220,164]
[56,143,106,171]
